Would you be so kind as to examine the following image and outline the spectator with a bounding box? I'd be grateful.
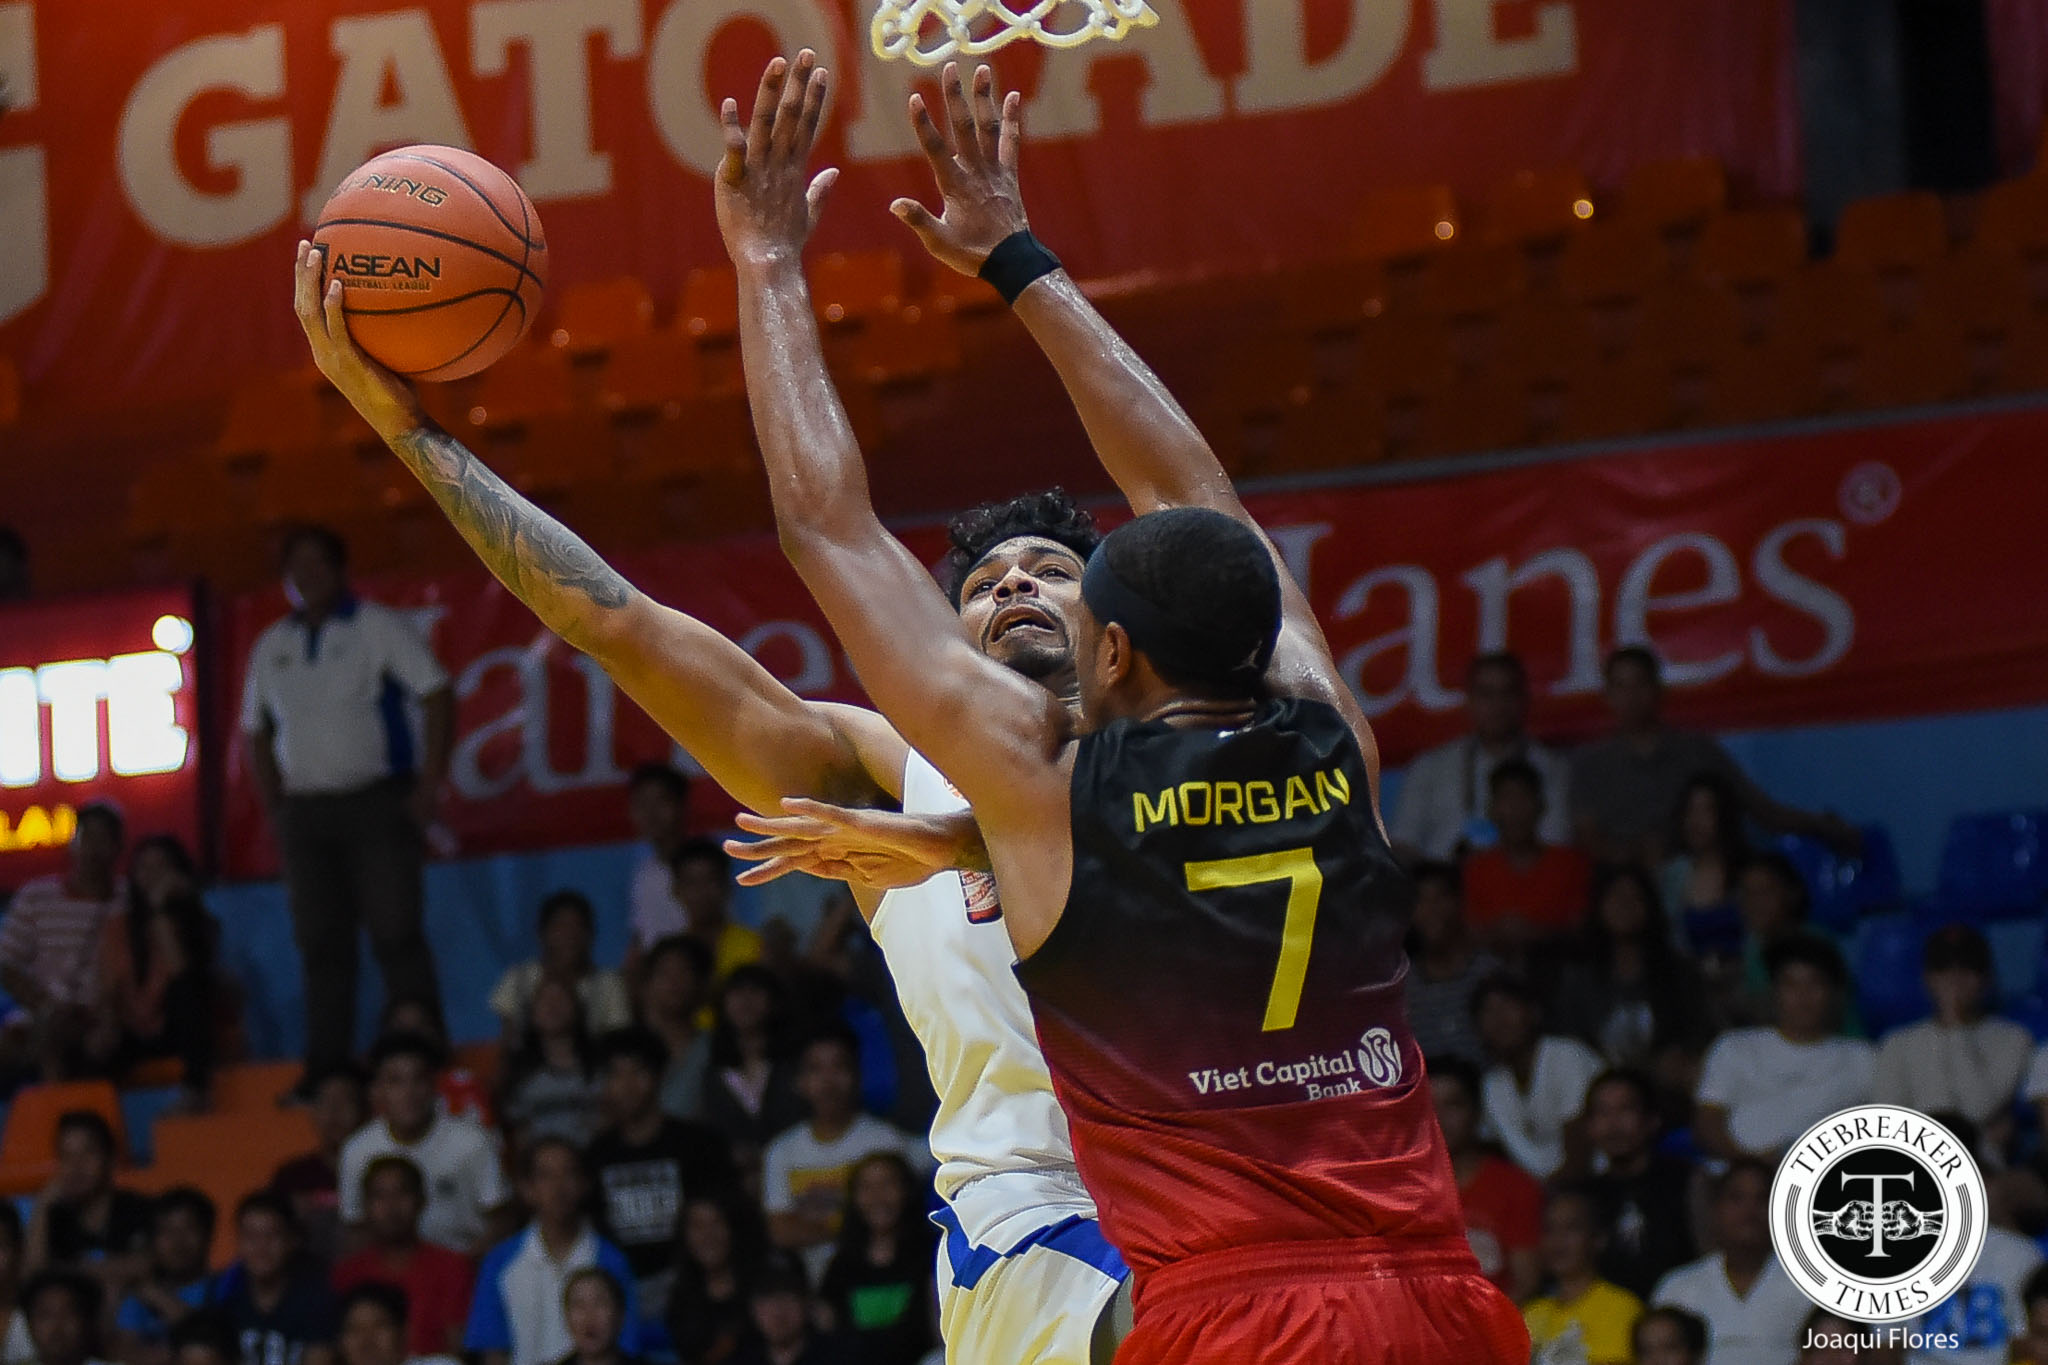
[1548,866,1711,1074]
[1660,774,1748,958]
[489,893,631,1049]
[0,525,28,601]
[335,1282,459,1365]
[665,1196,762,1365]
[373,1004,492,1131]
[818,1153,936,1365]
[1578,1070,1695,1299]
[20,1270,109,1365]
[1473,973,1604,1181]
[0,802,125,1080]
[0,1204,27,1365]
[25,1111,151,1294]
[1522,1186,1642,1365]
[2012,1265,2048,1365]
[586,1029,736,1317]
[212,1193,338,1365]
[1651,1159,1809,1365]
[730,1255,844,1365]
[669,843,762,985]
[635,938,714,1121]
[239,525,451,1086]
[556,1268,639,1365]
[500,980,601,1149]
[1872,926,2032,1147]
[331,1158,475,1359]
[1570,646,1857,866]
[111,1190,214,1365]
[465,1138,640,1365]
[269,1061,369,1268]
[625,765,695,957]
[1694,934,1874,1161]
[701,967,804,1160]
[763,1027,929,1284]
[340,1033,509,1257]
[1907,1114,2041,1365]
[89,835,218,1106]
[1428,1056,1542,1303]
[165,1312,237,1365]
[1389,652,1571,863]
[1631,1306,1708,1365]
[1718,852,1825,1028]
[1403,864,1498,1068]
[1461,760,1592,950]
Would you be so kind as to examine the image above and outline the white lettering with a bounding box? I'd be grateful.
[471,0,642,200]
[118,26,291,247]
[1461,547,1603,695]
[1266,521,1334,599]
[36,660,108,783]
[1029,0,1225,139]
[1238,0,1409,115]
[1752,519,1855,676]
[1614,532,1744,686]
[740,620,837,696]
[1422,0,1578,91]
[450,646,536,800]
[648,1,842,182]
[1333,564,1461,716]
[305,10,476,223]
[0,3,47,325]
[0,668,38,786]
[105,652,189,777]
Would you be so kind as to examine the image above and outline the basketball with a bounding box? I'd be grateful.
[312,144,547,382]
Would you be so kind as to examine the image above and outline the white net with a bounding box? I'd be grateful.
[872,0,1159,66]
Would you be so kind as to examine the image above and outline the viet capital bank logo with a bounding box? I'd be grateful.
[1771,1105,1986,1325]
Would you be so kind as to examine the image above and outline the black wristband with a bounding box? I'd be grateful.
[978,230,1062,306]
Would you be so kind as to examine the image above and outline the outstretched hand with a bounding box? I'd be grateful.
[724,798,988,892]
[715,51,839,267]
[893,63,1030,277]
[292,240,421,441]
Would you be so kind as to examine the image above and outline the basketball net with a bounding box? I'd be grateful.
[871,0,1159,66]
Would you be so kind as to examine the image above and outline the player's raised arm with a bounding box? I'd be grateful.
[714,55,1070,886]
[290,243,900,815]
[893,66,1384,807]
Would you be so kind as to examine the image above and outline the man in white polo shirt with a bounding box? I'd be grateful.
[1652,1159,1808,1365]
[239,525,453,1080]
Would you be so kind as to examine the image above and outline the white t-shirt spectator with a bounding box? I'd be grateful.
[1480,1034,1604,1181]
[486,963,633,1036]
[1652,1253,1808,1365]
[1695,1028,1875,1157]
[762,1114,931,1282]
[1872,1017,2034,1130]
[1908,1225,2043,1365]
[1390,736,1572,861]
[239,598,448,795]
[0,873,122,1009]
[339,1114,507,1253]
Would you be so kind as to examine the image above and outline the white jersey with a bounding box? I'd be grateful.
[870,751,1097,1252]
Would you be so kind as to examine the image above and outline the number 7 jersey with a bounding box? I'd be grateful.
[1013,696,1467,1274]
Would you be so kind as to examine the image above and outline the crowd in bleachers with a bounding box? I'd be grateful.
[0,634,2046,1365]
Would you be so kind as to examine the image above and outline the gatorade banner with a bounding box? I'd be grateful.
[213,406,2048,877]
[0,0,1798,407]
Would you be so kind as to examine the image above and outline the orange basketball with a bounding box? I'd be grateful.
[313,145,548,382]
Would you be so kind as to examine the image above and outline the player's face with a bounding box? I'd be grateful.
[339,1302,404,1365]
[955,539,1085,683]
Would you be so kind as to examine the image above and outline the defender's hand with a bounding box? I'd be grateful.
[715,52,839,268]
[292,240,422,441]
[724,799,988,891]
[892,63,1030,277]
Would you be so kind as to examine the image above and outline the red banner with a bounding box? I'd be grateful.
[0,0,1797,408]
[0,586,204,886]
[217,407,2048,878]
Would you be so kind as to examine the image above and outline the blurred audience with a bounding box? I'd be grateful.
[490,893,631,1049]
[1576,1070,1695,1301]
[1460,761,1591,952]
[665,1196,762,1365]
[270,1062,369,1266]
[2013,1265,2048,1365]
[22,1269,109,1365]
[500,981,601,1149]
[1909,1114,2041,1365]
[90,836,218,1107]
[334,1282,456,1365]
[1430,1056,1543,1303]
[817,1154,936,1365]
[1660,774,1749,958]
[340,1034,508,1258]
[1521,1186,1641,1365]
[634,938,715,1121]
[1,803,126,1081]
[625,766,696,959]
[166,1311,237,1365]
[1871,926,2032,1148]
[213,1193,338,1365]
[25,1111,150,1296]
[1403,864,1498,1068]
[702,968,805,1164]
[1630,1305,1707,1365]
[1650,1159,1808,1365]
[1548,866,1711,1076]
[0,1203,28,1365]
[556,1269,638,1365]
[670,844,763,986]
[331,1158,474,1359]
[1390,652,1571,864]
[1474,974,1603,1181]
[110,1190,214,1365]
[730,1255,844,1365]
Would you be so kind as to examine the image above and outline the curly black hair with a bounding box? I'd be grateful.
[939,488,1102,605]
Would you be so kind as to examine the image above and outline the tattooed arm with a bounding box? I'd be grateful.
[292,240,904,813]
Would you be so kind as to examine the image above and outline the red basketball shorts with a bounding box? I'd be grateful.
[1117,1236,1531,1365]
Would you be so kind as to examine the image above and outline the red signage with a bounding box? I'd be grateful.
[0,586,204,887]
[0,0,1797,408]
[218,407,2048,878]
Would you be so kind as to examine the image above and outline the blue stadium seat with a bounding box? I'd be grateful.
[2006,995,2048,1042]
[1775,826,1901,932]
[1856,913,1931,1036]
[1935,809,2048,922]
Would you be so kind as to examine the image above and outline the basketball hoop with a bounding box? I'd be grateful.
[871,0,1159,67]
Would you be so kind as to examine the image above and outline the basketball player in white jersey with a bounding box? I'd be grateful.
[290,54,1239,1364]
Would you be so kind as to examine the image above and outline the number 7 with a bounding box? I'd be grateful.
[1184,847,1323,1032]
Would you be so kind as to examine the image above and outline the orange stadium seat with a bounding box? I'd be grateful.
[679,266,741,339]
[209,1060,306,1113]
[1411,372,1533,459]
[1697,207,1811,289]
[505,416,620,498]
[922,266,1005,318]
[0,1080,125,1196]
[1925,248,2035,391]
[1619,158,1729,244]
[139,1109,318,1267]
[1636,280,1746,368]
[1498,297,1601,390]
[1354,183,1460,262]
[1696,333,1823,426]
[1844,316,1971,411]
[598,331,704,421]
[845,304,961,386]
[810,250,906,325]
[619,392,757,483]
[1275,258,1388,337]
[1835,191,1949,274]
[549,277,657,358]
[217,374,325,465]
[467,345,574,432]
[1549,353,1678,443]
[1560,222,1670,305]
[1483,167,1597,248]
[1415,242,1527,322]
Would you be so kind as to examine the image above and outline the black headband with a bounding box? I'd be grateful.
[1081,550,1276,687]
